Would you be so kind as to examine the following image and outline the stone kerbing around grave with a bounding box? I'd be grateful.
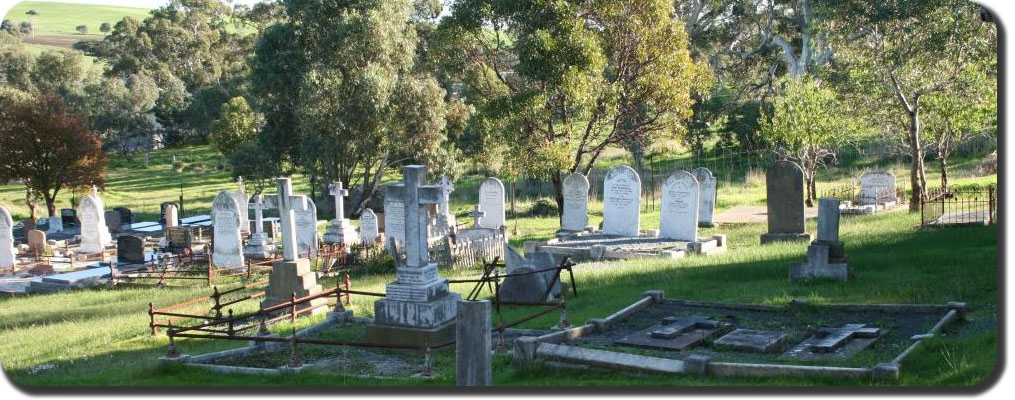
[513,293,967,381]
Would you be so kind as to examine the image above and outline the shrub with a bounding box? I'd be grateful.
[528,198,558,217]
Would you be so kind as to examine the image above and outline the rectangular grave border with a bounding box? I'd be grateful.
[513,290,967,380]
[534,233,727,262]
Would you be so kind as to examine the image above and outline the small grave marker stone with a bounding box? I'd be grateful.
[714,329,788,353]
[117,235,146,264]
[27,229,46,255]
[615,315,730,351]
[783,323,882,360]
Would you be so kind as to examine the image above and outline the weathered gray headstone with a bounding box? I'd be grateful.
[104,211,123,234]
[0,206,14,269]
[602,165,641,237]
[714,329,788,353]
[261,178,327,313]
[117,235,146,264]
[816,197,841,244]
[478,177,506,230]
[789,197,848,282]
[243,195,275,259]
[27,229,46,255]
[859,171,896,205]
[78,189,112,253]
[760,161,809,244]
[692,167,717,227]
[46,216,63,234]
[659,170,699,241]
[323,181,359,246]
[368,165,460,347]
[500,245,549,303]
[456,299,492,386]
[383,194,406,246]
[232,177,250,234]
[561,172,590,231]
[164,204,179,228]
[211,191,244,268]
[359,208,380,245]
[294,198,319,258]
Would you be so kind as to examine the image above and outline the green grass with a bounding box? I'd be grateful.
[4,1,152,36]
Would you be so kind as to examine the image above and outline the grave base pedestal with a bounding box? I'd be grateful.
[365,320,457,347]
[323,220,358,246]
[788,243,850,282]
[760,232,811,245]
[260,258,327,316]
[243,233,275,259]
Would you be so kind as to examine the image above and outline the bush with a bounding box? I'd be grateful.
[528,198,559,217]
[75,25,88,35]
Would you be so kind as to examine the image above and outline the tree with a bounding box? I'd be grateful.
[18,21,33,36]
[100,22,111,33]
[838,0,995,210]
[760,77,859,206]
[210,96,262,157]
[75,24,88,35]
[0,94,107,217]
[923,67,996,192]
[83,74,160,161]
[438,0,708,219]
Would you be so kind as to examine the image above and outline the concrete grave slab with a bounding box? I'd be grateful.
[615,315,731,351]
[713,329,788,353]
[782,324,883,360]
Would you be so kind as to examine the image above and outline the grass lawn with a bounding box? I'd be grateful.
[4,1,152,36]
[0,144,998,387]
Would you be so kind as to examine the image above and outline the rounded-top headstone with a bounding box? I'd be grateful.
[766,161,805,234]
[0,205,15,268]
[859,171,896,205]
[78,193,112,253]
[691,167,717,226]
[359,208,380,245]
[561,172,590,231]
[478,177,506,230]
[295,198,319,258]
[602,165,642,237]
[659,170,699,241]
[383,194,405,245]
[212,191,244,268]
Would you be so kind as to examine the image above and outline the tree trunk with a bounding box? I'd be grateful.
[803,168,815,207]
[939,156,949,193]
[552,172,564,224]
[25,186,36,222]
[45,194,56,218]
[907,111,927,211]
[809,174,817,206]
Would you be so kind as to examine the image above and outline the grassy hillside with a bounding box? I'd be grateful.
[4,1,151,36]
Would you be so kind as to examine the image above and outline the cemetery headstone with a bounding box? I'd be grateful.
[323,181,359,246]
[0,206,16,269]
[160,202,179,226]
[46,216,63,234]
[232,177,250,234]
[692,167,717,227]
[789,197,849,282]
[659,170,699,241]
[561,172,590,231]
[760,161,810,244]
[602,165,641,237]
[261,178,327,313]
[383,194,406,246]
[437,176,456,235]
[859,171,897,205]
[117,235,146,264]
[78,188,112,253]
[60,208,77,228]
[105,211,123,234]
[367,165,460,347]
[500,245,563,302]
[456,300,492,386]
[164,204,179,228]
[27,229,46,255]
[114,207,134,226]
[294,198,319,258]
[478,177,506,230]
[211,191,244,268]
[359,208,380,245]
[243,195,275,259]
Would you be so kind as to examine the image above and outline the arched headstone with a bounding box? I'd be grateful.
[561,172,590,231]
[383,193,406,246]
[478,177,506,230]
[359,208,380,245]
[692,167,717,227]
[602,165,641,237]
[295,198,318,258]
[859,171,896,205]
[659,171,699,241]
[0,206,15,269]
[761,161,809,244]
[212,191,244,268]
[78,191,111,253]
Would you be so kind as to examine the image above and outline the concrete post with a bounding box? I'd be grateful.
[456,299,492,386]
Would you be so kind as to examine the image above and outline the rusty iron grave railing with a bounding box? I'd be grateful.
[921,185,997,227]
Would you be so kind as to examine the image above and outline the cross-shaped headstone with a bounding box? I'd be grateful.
[810,324,881,353]
[329,181,348,223]
[91,186,99,196]
[651,315,722,339]
[265,178,310,262]
[386,166,444,268]
[469,205,486,227]
[250,195,266,234]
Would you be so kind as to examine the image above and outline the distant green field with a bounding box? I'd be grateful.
[4,1,152,36]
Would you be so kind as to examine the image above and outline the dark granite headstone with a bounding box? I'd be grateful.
[114,207,134,225]
[117,235,146,264]
[105,211,123,233]
[60,209,78,228]
[761,161,810,244]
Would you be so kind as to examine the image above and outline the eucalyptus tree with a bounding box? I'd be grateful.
[923,67,996,192]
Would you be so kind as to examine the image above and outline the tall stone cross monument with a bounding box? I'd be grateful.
[261,178,327,313]
[243,195,275,259]
[323,181,358,246]
[367,165,461,346]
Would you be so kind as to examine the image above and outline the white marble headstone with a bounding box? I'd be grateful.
[561,172,590,231]
[478,177,506,230]
[212,191,244,268]
[0,206,15,268]
[383,194,405,245]
[602,165,641,237]
[231,189,249,234]
[859,171,896,205]
[164,204,179,228]
[691,167,716,227]
[78,193,111,253]
[659,170,699,241]
[359,208,380,245]
[295,198,319,258]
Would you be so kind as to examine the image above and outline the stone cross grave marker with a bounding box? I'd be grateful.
[323,181,358,246]
[233,177,250,234]
[810,324,881,353]
[615,314,729,351]
[260,178,327,312]
[561,172,590,231]
[651,315,721,339]
[243,195,275,259]
[264,178,313,261]
[659,170,699,241]
[692,167,717,227]
[0,205,15,269]
[761,161,809,244]
[438,176,456,233]
[368,165,460,346]
[78,188,112,253]
[468,205,486,227]
[859,171,896,205]
[211,191,244,268]
[359,208,380,245]
[602,165,641,237]
[478,177,506,230]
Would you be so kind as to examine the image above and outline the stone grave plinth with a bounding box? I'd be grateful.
[781,324,882,360]
[534,231,727,263]
[322,181,359,247]
[259,178,327,316]
[713,329,788,353]
[615,315,732,351]
[789,198,850,282]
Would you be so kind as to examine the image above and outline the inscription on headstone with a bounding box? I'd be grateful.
[602,165,641,237]
[692,167,717,227]
[478,177,506,230]
[561,172,590,231]
[384,195,405,246]
[659,170,699,241]
[211,191,244,268]
[359,208,380,245]
[859,171,896,205]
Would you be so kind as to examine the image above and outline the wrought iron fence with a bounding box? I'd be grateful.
[920,185,996,227]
